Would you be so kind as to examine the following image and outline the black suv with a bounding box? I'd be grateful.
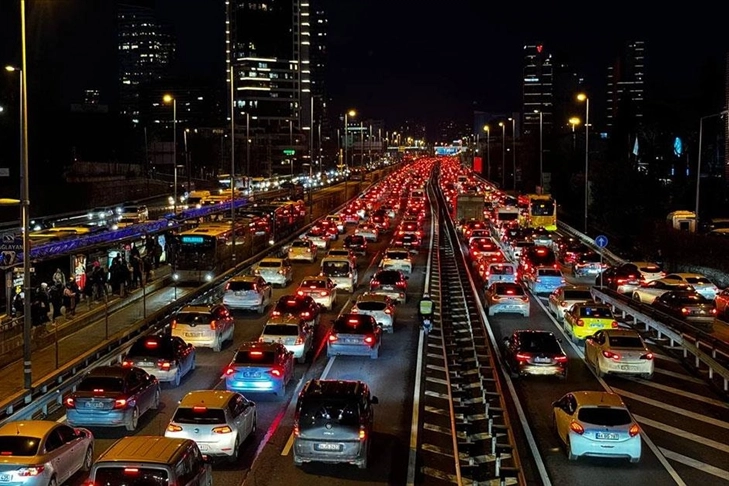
[271,294,321,326]
[293,380,379,469]
[343,234,368,256]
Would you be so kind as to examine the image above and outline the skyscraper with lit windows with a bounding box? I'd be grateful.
[606,41,645,132]
[522,43,553,135]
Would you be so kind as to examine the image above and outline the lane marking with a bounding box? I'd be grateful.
[653,367,706,384]
[635,414,729,454]
[623,377,729,408]
[660,448,729,482]
[612,387,729,430]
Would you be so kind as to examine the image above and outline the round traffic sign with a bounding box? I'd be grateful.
[595,234,608,248]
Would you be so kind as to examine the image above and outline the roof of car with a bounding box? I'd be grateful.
[87,365,131,378]
[598,328,643,338]
[572,391,625,408]
[0,420,60,437]
[236,341,284,353]
[356,292,392,304]
[265,315,303,326]
[229,275,259,282]
[260,257,285,263]
[178,390,237,409]
[300,379,368,398]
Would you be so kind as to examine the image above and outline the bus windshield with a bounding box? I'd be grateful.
[530,199,555,216]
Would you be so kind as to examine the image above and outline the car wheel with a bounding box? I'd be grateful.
[632,293,641,302]
[48,477,57,486]
[125,407,139,431]
[227,436,240,464]
[358,455,368,469]
[251,414,257,434]
[152,388,161,409]
[488,308,495,316]
[82,446,93,472]
[212,336,222,352]
[595,361,605,378]
[641,372,653,380]
[172,370,181,387]
[566,437,578,461]
[257,303,265,314]
[370,347,379,359]
[191,355,196,370]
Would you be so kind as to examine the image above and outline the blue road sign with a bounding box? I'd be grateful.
[0,235,22,252]
[595,235,608,249]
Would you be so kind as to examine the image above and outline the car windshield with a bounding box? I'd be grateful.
[579,306,613,318]
[228,281,256,291]
[608,336,644,348]
[263,325,299,336]
[233,350,275,365]
[578,407,632,426]
[258,260,282,269]
[494,284,524,296]
[78,376,124,392]
[563,290,592,300]
[676,295,708,304]
[328,250,349,257]
[94,467,169,486]
[519,333,561,353]
[128,339,175,358]
[298,399,360,427]
[355,301,387,311]
[173,406,226,424]
[334,316,376,333]
[322,261,350,277]
[346,236,365,244]
[175,312,212,325]
[0,436,40,456]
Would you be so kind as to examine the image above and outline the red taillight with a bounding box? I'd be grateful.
[364,335,375,344]
[710,308,717,315]
[616,278,627,284]
[269,367,283,377]
[295,336,304,345]
[297,290,305,296]
[576,319,585,326]
[158,360,172,370]
[293,423,300,437]
[384,308,392,314]
[611,321,619,328]
[569,422,585,435]
[520,296,529,302]
[113,398,128,409]
[320,290,329,297]
[209,320,217,330]
[328,334,338,342]
[225,283,230,291]
[396,280,406,288]
[602,350,620,360]
[359,426,366,440]
[64,397,75,408]
[554,355,568,362]
[122,360,133,367]
[370,280,380,288]
[17,466,46,477]
[640,352,654,360]
[171,319,177,329]
[301,311,310,318]
[212,425,233,434]
[629,423,640,437]
[515,352,530,361]
[224,366,235,376]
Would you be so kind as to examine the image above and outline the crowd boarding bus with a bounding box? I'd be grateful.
[524,194,557,231]
[172,222,246,284]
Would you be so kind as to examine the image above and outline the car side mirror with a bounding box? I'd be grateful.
[371,396,379,405]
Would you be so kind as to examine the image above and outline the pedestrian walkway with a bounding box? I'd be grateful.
[0,270,194,410]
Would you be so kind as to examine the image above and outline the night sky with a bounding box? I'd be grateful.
[2,1,729,128]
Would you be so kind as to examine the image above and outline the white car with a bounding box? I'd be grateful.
[380,248,413,274]
[326,247,357,266]
[548,285,594,321]
[662,273,719,300]
[288,238,317,263]
[355,223,379,242]
[628,261,665,282]
[304,229,330,250]
[296,276,338,310]
[325,214,345,233]
[223,275,273,313]
[584,329,654,379]
[351,293,396,333]
[259,315,313,363]
[252,257,293,287]
[172,304,235,352]
[631,278,693,304]
[165,390,256,462]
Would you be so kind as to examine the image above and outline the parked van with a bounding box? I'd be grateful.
[483,262,517,288]
[320,256,358,293]
[88,436,211,486]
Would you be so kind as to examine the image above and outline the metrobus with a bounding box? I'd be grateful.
[172,221,246,284]
[523,194,557,231]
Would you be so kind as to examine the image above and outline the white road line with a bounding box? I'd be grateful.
[650,351,682,364]
[635,414,729,454]
[532,294,687,486]
[613,387,729,430]
[624,377,729,408]
[653,367,706,384]
[660,448,729,482]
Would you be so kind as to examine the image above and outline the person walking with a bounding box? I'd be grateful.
[63,278,79,317]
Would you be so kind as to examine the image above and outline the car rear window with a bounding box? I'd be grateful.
[228,281,256,291]
[607,336,644,348]
[494,284,524,296]
[301,279,326,288]
[298,399,360,427]
[537,268,562,277]
[579,306,613,318]
[639,265,662,273]
[263,325,299,336]
[375,271,400,284]
[0,436,40,456]
[684,277,711,285]
[78,376,124,392]
[563,290,593,300]
[94,467,169,486]
[233,350,275,365]
[322,261,350,276]
[175,312,212,325]
[355,301,387,312]
[386,250,409,260]
[334,316,376,333]
[489,265,514,275]
[258,260,281,269]
[519,333,561,353]
[347,236,365,244]
[128,339,175,358]
[173,406,226,424]
[291,240,309,248]
[578,407,632,426]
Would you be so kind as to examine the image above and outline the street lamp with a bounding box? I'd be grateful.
[508,117,516,191]
[499,122,506,189]
[183,129,191,194]
[577,93,590,233]
[162,94,177,215]
[569,117,580,152]
[695,110,729,221]
[484,125,491,181]
[534,110,543,191]
[343,109,356,195]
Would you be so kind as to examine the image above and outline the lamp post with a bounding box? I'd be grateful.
[695,110,729,221]
[343,109,356,196]
[484,125,491,181]
[499,122,506,189]
[360,121,365,167]
[245,112,250,179]
[534,110,543,191]
[577,93,590,233]
[289,119,294,177]
[569,117,581,152]
[309,96,315,180]
[162,94,177,215]
[183,129,191,194]
[508,117,516,191]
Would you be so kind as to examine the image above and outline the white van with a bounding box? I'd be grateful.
[320,256,358,293]
[484,262,517,288]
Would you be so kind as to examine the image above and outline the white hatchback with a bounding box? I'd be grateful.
[351,293,396,333]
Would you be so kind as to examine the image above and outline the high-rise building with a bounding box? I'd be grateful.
[606,41,645,132]
[118,2,175,124]
[552,61,583,133]
[522,43,553,136]
[310,5,328,144]
[226,0,324,176]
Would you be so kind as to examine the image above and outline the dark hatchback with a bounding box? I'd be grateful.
[502,330,568,379]
[271,294,321,326]
[343,234,368,255]
[651,290,717,331]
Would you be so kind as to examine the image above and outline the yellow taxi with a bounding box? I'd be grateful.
[563,302,618,342]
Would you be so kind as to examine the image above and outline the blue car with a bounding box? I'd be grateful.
[224,342,294,398]
[64,366,160,431]
[529,267,565,294]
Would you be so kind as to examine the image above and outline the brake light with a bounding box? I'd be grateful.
[640,352,654,360]
[370,280,380,288]
[123,469,139,475]
[158,360,172,370]
[385,308,392,314]
[297,290,305,296]
[710,308,718,315]
[293,423,300,437]
[629,423,640,437]
[122,360,133,367]
[576,319,585,326]
[515,352,530,361]
[569,422,585,435]
[520,296,529,302]
[16,466,45,477]
[166,424,183,432]
[611,321,619,328]
[359,426,367,440]
[269,368,283,377]
[171,319,177,329]
[224,366,235,376]
[320,290,329,297]
[64,397,75,408]
[602,350,621,360]
[554,355,568,362]
[212,426,233,434]
[396,280,406,288]
[113,398,128,409]
[328,334,338,342]
[364,335,375,344]
[295,336,304,345]
[616,278,626,284]
[225,283,230,291]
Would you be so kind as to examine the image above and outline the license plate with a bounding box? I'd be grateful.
[85,401,105,408]
[0,474,12,481]
[590,323,603,328]
[534,357,551,363]
[185,332,203,337]
[595,432,619,440]
[197,444,209,452]
[620,365,637,371]
[382,285,394,290]
[314,443,343,451]
[243,371,261,378]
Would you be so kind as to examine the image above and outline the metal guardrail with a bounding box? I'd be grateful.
[0,183,362,426]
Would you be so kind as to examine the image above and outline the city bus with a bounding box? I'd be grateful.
[523,194,557,231]
[172,221,246,284]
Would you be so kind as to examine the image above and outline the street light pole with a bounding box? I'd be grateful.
[484,125,490,181]
[535,110,543,191]
[20,0,31,389]
[309,96,315,179]
[245,112,250,179]
[499,122,506,189]
[569,117,580,153]
[577,94,590,233]
[509,117,516,191]
[229,60,236,264]
[184,129,191,194]
[163,95,177,214]
[695,110,729,221]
